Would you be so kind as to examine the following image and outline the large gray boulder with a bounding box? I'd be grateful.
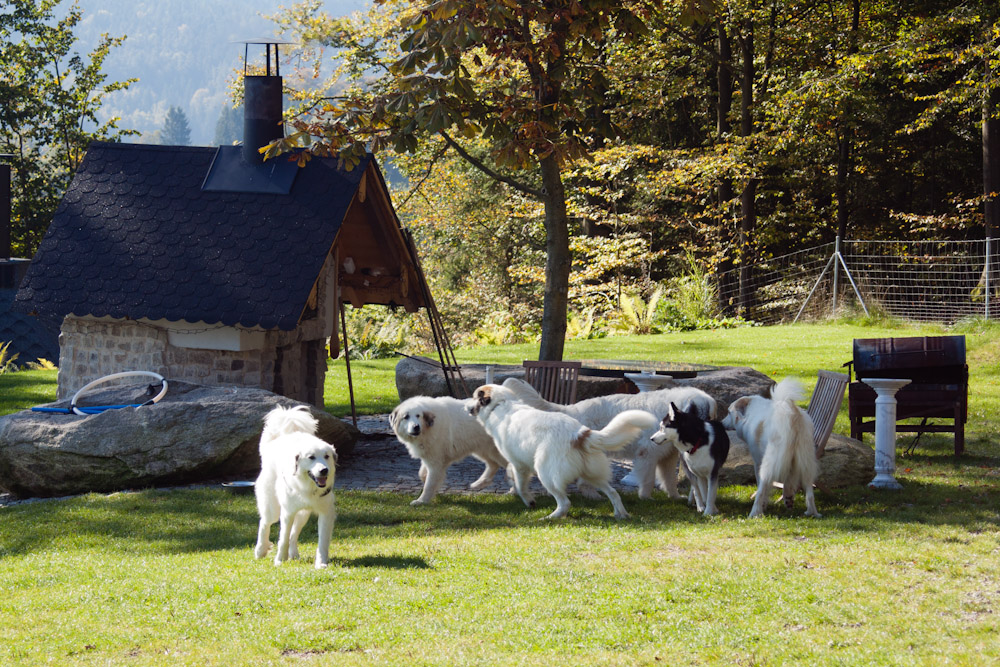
[717,432,876,489]
[0,381,359,498]
[394,355,774,411]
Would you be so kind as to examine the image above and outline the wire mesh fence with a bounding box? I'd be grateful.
[715,238,1000,325]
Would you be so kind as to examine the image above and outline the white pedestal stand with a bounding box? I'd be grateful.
[624,372,674,393]
[862,378,911,490]
[620,373,674,486]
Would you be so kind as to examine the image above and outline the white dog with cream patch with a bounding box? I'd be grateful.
[466,383,657,520]
[254,405,338,568]
[720,378,821,518]
[390,395,510,505]
[502,377,716,499]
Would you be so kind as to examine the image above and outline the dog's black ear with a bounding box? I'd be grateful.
[668,402,679,420]
[477,389,491,407]
[423,411,435,428]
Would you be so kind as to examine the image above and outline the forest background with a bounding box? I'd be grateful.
[3,0,999,358]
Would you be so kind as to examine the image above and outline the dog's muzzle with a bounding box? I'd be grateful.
[310,467,330,488]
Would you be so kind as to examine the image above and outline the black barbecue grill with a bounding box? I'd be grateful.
[846,335,968,455]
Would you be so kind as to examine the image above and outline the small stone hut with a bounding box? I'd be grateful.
[14,143,430,406]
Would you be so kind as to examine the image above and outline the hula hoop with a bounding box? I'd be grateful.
[68,371,168,415]
[30,371,170,416]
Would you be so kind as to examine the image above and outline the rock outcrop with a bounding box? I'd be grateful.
[0,380,358,498]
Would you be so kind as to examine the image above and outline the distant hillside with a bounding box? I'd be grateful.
[72,0,368,145]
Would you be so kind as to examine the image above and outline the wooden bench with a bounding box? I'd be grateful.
[846,336,968,455]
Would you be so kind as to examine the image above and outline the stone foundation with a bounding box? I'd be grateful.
[57,317,329,407]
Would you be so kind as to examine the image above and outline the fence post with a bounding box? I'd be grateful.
[987,237,993,320]
[832,235,841,316]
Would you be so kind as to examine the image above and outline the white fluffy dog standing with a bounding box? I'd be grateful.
[502,377,716,500]
[720,378,821,518]
[467,383,657,520]
[390,395,509,505]
[254,405,338,568]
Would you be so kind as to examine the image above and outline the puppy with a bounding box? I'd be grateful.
[651,402,730,516]
[720,378,821,518]
[502,377,716,499]
[390,395,510,505]
[467,383,657,520]
[254,405,338,568]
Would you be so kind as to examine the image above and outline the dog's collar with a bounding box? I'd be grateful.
[318,486,333,498]
[688,435,707,454]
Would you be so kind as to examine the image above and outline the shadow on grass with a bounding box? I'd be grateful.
[1,467,998,560]
[331,554,431,569]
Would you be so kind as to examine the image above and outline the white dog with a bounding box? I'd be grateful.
[502,377,716,499]
[390,395,509,505]
[720,378,821,518]
[254,405,338,568]
[466,383,657,520]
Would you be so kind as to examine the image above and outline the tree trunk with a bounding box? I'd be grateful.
[985,73,1000,240]
[836,0,861,240]
[737,18,757,317]
[716,22,737,315]
[537,153,571,361]
[983,61,1000,307]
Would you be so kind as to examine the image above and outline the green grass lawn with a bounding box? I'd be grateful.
[1,322,998,665]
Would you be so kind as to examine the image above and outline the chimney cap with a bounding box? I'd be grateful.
[237,38,296,77]
[233,38,297,45]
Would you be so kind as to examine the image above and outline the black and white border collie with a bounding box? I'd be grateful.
[650,402,730,516]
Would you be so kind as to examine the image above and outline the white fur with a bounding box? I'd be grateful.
[502,377,716,499]
[254,405,338,568]
[390,395,510,505]
[720,378,821,518]
[467,384,657,520]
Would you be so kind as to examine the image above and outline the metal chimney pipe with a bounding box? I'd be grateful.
[243,75,284,164]
[240,40,292,164]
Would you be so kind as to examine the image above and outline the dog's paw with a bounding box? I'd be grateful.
[254,542,272,559]
[410,498,430,506]
[614,510,631,520]
[315,559,330,569]
[805,510,822,518]
[469,480,487,490]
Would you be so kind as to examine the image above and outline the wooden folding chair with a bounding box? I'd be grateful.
[522,360,581,405]
[807,370,849,458]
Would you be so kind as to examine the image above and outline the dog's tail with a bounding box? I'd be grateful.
[501,377,569,413]
[579,409,659,453]
[757,398,817,489]
[260,405,319,451]
[770,377,806,404]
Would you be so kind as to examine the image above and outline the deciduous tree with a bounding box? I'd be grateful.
[0,0,134,255]
[270,0,695,360]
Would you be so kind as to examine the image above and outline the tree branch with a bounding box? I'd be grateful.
[438,131,545,199]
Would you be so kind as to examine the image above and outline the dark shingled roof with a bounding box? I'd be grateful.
[15,142,372,331]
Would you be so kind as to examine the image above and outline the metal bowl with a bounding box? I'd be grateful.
[222,480,255,495]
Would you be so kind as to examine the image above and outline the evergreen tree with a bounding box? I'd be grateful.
[213,104,242,146]
[160,106,191,145]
